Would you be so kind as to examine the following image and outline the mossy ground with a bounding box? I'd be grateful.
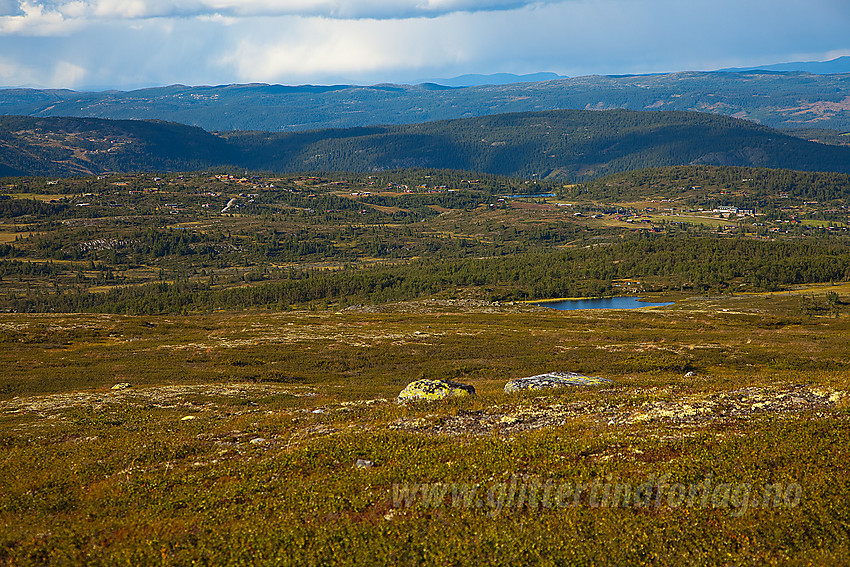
[1,291,849,565]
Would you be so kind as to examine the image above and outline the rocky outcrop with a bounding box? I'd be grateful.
[398,379,475,403]
[504,372,611,393]
[389,385,846,436]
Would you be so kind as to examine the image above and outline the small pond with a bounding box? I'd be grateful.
[501,193,556,198]
[536,296,674,310]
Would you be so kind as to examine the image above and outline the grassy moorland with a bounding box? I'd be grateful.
[0,166,849,564]
[1,293,849,565]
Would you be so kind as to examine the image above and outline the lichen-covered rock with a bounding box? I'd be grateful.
[504,372,611,393]
[398,379,475,403]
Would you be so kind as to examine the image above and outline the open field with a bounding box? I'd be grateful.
[1,291,849,564]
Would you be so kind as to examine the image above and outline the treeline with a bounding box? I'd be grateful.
[573,165,850,203]
[7,235,850,314]
[16,217,588,278]
[0,197,67,219]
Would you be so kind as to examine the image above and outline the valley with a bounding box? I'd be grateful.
[3,166,850,314]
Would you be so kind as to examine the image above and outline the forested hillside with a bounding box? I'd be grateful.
[228,110,850,179]
[0,116,229,176]
[3,110,850,180]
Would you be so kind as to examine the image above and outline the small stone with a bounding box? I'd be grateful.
[354,459,374,469]
[504,372,611,393]
[397,379,475,403]
[180,415,196,421]
[111,383,131,390]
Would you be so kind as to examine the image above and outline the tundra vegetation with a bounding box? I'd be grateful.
[0,165,849,564]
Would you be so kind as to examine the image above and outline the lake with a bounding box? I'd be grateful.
[536,297,674,310]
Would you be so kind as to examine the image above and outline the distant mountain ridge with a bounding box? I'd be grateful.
[414,72,567,87]
[2,70,849,133]
[3,109,850,179]
[719,56,850,74]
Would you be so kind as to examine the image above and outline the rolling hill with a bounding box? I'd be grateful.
[3,109,850,179]
[0,116,229,177]
[2,71,850,133]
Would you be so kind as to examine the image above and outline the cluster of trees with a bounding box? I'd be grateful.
[0,197,66,218]
[7,235,850,314]
[573,166,850,203]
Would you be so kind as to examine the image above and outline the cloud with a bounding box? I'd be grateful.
[0,0,22,16]
[221,16,471,83]
[0,0,848,89]
[0,56,37,84]
[0,0,562,31]
[0,55,85,88]
[201,0,545,19]
[50,60,87,87]
[0,1,78,35]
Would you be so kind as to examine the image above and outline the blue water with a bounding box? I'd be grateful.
[501,193,556,198]
[537,297,674,310]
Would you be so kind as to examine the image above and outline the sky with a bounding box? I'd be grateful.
[0,0,849,90]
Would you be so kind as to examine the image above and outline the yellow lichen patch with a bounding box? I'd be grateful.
[397,379,475,403]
